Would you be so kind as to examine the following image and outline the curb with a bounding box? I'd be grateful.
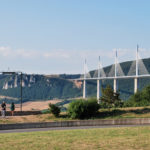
[0,118,150,130]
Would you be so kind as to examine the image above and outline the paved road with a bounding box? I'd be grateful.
[0,124,150,134]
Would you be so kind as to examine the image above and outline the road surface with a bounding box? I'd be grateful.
[0,124,150,133]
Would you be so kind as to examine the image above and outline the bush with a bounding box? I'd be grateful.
[68,98,100,119]
[99,102,113,109]
[86,98,100,117]
[49,103,60,117]
[125,85,150,107]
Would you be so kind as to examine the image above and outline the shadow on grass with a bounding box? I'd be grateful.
[59,113,69,119]
[129,108,150,114]
[96,109,126,119]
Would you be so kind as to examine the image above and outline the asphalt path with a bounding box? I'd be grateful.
[0,124,150,134]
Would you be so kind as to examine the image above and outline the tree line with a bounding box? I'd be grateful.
[49,84,150,119]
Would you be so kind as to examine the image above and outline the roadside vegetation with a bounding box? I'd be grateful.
[1,107,150,124]
[68,98,99,119]
[47,84,150,120]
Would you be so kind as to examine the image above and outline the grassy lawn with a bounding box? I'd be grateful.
[1,106,150,124]
[0,126,150,150]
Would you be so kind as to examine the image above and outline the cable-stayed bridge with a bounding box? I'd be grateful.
[74,45,150,103]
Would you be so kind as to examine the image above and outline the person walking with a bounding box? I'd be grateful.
[1,101,6,117]
[10,102,15,116]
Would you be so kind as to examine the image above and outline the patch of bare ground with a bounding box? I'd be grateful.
[73,80,82,88]
[5,99,61,111]
[0,113,69,124]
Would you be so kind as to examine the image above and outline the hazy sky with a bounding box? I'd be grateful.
[0,0,150,74]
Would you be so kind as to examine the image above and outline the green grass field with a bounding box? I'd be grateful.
[0,126,150,150]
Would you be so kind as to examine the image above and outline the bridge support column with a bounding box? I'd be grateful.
[134,77,138,93]
[83,79,86,99]
[97,79,102,104]
[113,78,118,93]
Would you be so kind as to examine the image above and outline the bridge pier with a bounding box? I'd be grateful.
[113,78,118,93]
[83,79,87,98]
[134,45,139,94]
[114,50,118,93]
[97,79,102,104]
[134,77,138,93]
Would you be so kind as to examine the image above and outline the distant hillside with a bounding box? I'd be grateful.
[0,74,82,103]
[0,58,150,103]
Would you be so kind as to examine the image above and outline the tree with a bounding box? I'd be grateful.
[100,85,123,108]
[49,103,60,117]
[142,85,150,102]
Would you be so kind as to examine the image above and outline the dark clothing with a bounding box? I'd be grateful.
[10,103,15,111]
[1,103,6,110]
[1,102,6,117]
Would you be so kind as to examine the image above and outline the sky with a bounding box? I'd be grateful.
[0,0,150,74]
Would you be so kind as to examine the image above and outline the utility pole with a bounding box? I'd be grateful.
[20,72,23,112]
[83,59,87,98]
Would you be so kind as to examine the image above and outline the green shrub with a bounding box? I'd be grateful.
[86,98,100,117]
[49,103,60,117]
[68,98,100,119]
[124,85,150,107]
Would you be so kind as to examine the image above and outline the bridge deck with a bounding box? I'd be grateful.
[73,74,150,80]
